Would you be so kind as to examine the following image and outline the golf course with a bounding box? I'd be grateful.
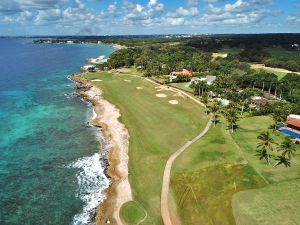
[82,70,209,224]
[81,69,300,225]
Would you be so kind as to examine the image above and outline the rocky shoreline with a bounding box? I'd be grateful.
[69,75,132,225]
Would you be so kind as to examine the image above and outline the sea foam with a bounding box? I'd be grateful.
[66,153,109,225]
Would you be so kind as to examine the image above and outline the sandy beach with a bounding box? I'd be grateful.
[71,76,132,225]
[110,43,127,49]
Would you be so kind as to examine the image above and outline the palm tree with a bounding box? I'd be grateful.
[256,131,276,164]
[277,137,296,160]
[224,104,239,133]
[255,149,273,164]
[273,156,291,167]
[208,102,219,127]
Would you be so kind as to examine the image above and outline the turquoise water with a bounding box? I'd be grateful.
[0,38,115,225]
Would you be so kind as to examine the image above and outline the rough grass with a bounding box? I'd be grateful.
[170,118,266,225]
[82,70,209,225]
[120,201,146,225]
[171,164,265,225]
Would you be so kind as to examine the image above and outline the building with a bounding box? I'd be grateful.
[276,114,300,140]
[191,75,216,85]
[286,119,300,132]
[169,69,193,82]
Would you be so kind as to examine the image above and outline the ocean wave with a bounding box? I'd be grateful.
[66,153,109,225]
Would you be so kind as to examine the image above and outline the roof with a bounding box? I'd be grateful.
[287,119,300,128]
[253,98,269,106]
[206,76,216,83]
[171,69,193,76]
[288,114,300,120]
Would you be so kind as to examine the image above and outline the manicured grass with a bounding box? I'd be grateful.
[169,82,193,93]
[232,179,300,225]
[82,70,209,224]
[231,116,300,225]
[251,67,287,80]
[120,201,146,225]
[232,116,300,183]
[170,118,266,225]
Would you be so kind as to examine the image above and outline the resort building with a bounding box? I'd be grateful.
[276,114,300,140]
[286,119,300,132]
[191,75,216,85]
[251,96,269,109]
[169,69,193,82]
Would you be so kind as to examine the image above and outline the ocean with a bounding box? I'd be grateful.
[0,38,115,225]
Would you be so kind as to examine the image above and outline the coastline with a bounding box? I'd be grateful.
[110,43,127,50]
[70,76,132,225]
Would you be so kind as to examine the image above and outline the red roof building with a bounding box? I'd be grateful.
[286,119,300,132]
[170,69,193,76]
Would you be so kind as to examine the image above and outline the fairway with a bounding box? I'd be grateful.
[82,70,209,224]
[231,116,300,225]
[232,179,300,225]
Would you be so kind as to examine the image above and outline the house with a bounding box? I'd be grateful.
[169,69,193,82]
[251,96,269,108]
[288,114,300,121]
[286,119,300,133]
[276,115,300,140]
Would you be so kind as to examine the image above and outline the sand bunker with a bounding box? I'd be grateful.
[136,87,143,90]
[156,93,167,98]
[91,79,102,82]
[169,100,179,105]
[124,79,131,82]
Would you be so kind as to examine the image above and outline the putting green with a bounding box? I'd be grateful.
[120,201,146,225]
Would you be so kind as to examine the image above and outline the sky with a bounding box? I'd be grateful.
[0,0,299,36]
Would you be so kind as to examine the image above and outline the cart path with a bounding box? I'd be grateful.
[160,118,212,225]
[143,77,212,225]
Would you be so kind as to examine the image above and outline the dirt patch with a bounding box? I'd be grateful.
[136,87,144,90]
[156,93,167,98]
[173,92,187,99]
[168,100,179,105]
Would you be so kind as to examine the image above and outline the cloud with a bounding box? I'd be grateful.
[108,2,117,14]
[186,0,199,7]
[164,17,185,26]
[35,8,62,25]
[167,7,198,18]
[124,0,164,22]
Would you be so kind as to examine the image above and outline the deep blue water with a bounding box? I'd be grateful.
[0,38,115,225]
